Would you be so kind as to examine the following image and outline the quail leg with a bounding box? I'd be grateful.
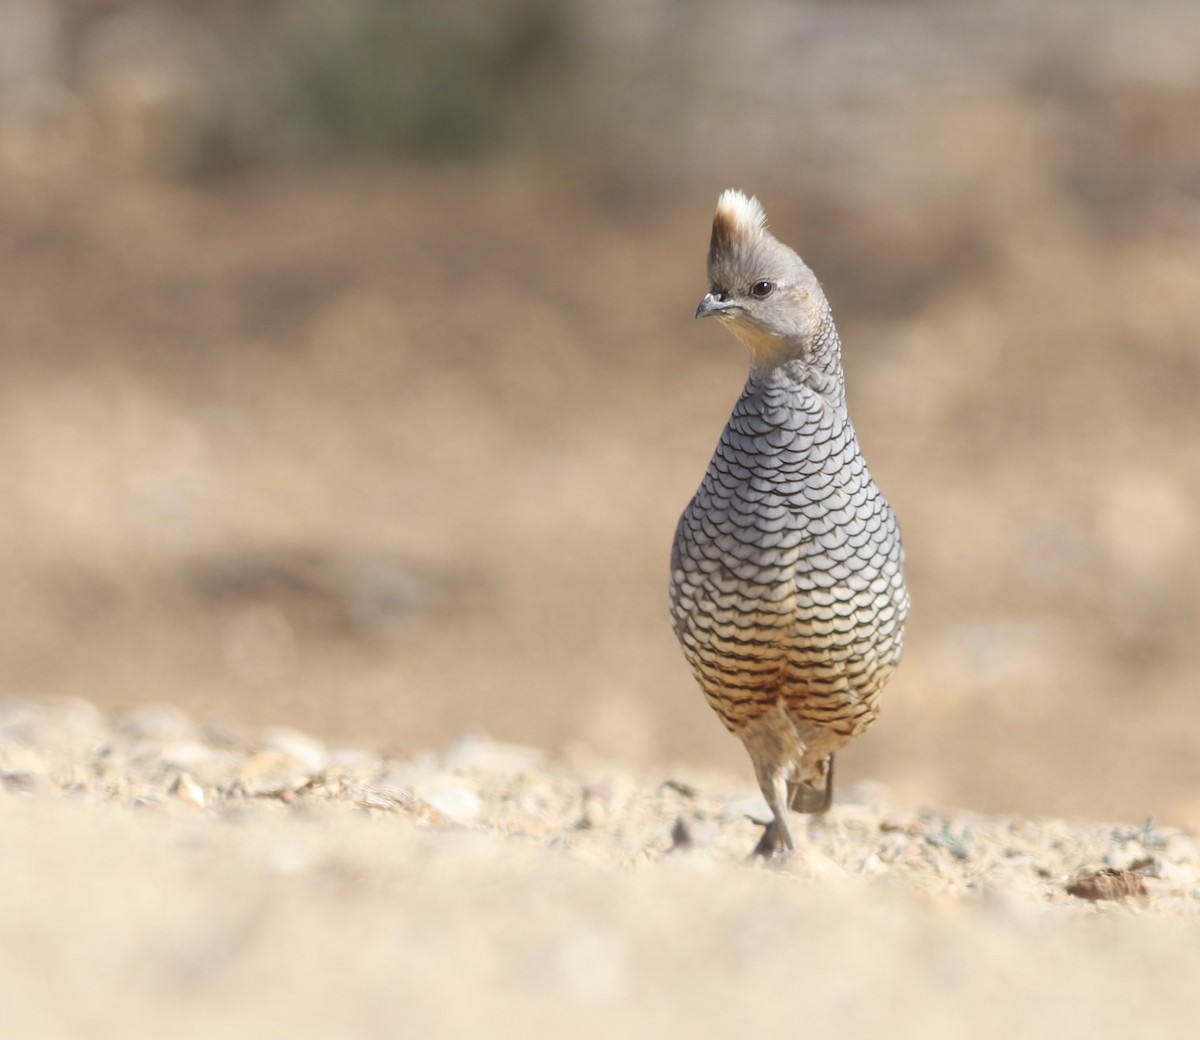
[787,754,835,815]
[751,795,796,860]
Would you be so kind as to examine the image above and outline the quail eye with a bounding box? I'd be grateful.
[750,280,774,299]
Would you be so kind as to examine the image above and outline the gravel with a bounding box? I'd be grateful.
[2,696,1199,1038]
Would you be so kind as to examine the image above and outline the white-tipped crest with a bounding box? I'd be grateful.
[715,189,768,240]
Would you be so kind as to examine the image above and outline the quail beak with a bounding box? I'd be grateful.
[695,293,738,320]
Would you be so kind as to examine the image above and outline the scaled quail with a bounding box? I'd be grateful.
[669,190,909,858]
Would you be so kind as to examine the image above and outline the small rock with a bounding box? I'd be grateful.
[669,815,716,851]
[329,746,373,768]
[171,772,206,808]
[119,704,193,741]
[260,727,329,775]
[879,815,921,836]
[661,779,698,798]
[57,699,107,740]
[0,744,48,777]
[1066,867,1149,902]
[351,780,416,812]
[237,749,313,797]
[442,734,543,773]
[160,740,218,771]
[669,816,694,850]
[422,782,481,825]
[1,770,52,796]
[859,852,886,875]
[579,782,616,830]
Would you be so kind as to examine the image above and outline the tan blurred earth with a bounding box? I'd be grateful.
[1,159,1198,825]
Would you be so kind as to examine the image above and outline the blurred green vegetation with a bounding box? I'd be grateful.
[268,0,579,161]
[0,0,584,175]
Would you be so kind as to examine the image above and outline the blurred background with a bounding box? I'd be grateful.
[0,0,1198,824]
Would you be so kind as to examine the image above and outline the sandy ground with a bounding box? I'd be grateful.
[3,696,1199,1039]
